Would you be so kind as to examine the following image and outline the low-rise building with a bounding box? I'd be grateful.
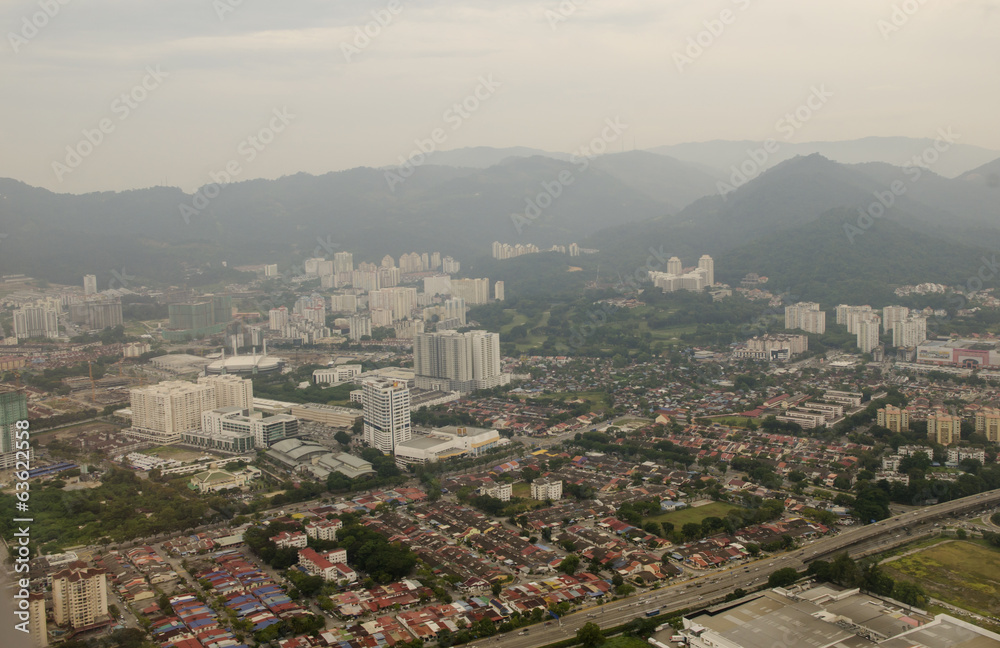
[531,479,563,500]
[270,531,307,549]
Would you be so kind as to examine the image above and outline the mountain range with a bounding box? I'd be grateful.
[0,137,998,301]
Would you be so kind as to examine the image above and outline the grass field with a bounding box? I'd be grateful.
[646,501,739,526]
[708,416,760,428]
[528,390,610,414]
[512,482,531,499]
[881,540,1000,619]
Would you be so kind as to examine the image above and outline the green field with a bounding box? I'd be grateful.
[512,482,531,499]
[707,416,761,428]
[528,390,610,414]
[646,501,739,526]
[882,540,1000,619]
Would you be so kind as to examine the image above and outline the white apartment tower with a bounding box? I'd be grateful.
[882,305,910,333]
[667,256,682,275]
[129,380,218,443]
[198,374,254,409]
[13,302,60,340]
[785,302,826,334]
[857,317,881,353]
[83,274,98,295]
[495,280,505,301]
[52,566,110,630]
[414,329,507,393]
[362,378,412,453]
[698,255,715,286]
[893,316,927,348]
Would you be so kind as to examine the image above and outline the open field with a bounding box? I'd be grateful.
[512,482,531,499]
[527,390,610,414]
[646,501,739,526]
[708,416,761,427]
[35,420,123,442]
[881,540,1000,620]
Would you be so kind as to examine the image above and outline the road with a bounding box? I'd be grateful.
[488,489,1000,648]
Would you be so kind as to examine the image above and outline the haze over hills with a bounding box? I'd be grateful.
[3,145,1000,301]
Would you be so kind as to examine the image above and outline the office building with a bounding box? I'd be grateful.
[927,410,961,446]
[51,565,110,630]
[414,329,508,393]
[186,406,297,451]
[857,317,880,353]
[892,316,927,348]
[785,302,826,334]
[495,280,505,301]
[975,407,1000,442]
[531,479,563,500]
[362,378,412,454]
[450,278,491,304]
[13,301,60,340]
[313,364,362,385]
[83,274,98,295]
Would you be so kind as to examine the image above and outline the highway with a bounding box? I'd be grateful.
[488,489,1000,648]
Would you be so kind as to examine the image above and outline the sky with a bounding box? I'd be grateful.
[2,0,999,194]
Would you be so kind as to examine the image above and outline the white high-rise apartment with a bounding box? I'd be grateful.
[857,317,880,353]
[13,302,60,340]
[430,252,442,269]
[52,565,110,629]
[450,278,490,304]
[198,374,253,409]
[892,315,927,348]
[349,315,371,341]
[785,302,826,334]
[667,256,682,275]
[442,256,461,274]
[882,305,910,333]
[362,378,412,454]
[698,255,715,286]
[495,281,505,301]
[129,380,218,443]
[269,306,289,331]
[369,287,417,321]
[835,305,876,333]
[83,274,98,295]
[414,329,507,393]
[330,294,358,313]
[334,251,354,275]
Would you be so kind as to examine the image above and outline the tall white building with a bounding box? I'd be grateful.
[667,256,682,275]
[348,315,372,341]
[882,305,910,333]
[128,380,218,443]
[450,278,491,304]
[893,315,927,348]
[330,294,358,313]
[441,256,461,274]
[198,374,253,409]
[494,281,505,302]
[83,274,98,295]
[857,317,880,353]
[414,329,508,393]
[698,255,715,286]
[334,251,354,275]
[362,378,412,454]
[785,302,826,334]
[13,301,60,340]
[369,287,417,321]
[268,306,289,331]
[52,565,109,630]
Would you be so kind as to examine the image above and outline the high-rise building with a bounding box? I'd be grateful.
[51,565,110,630]
[334,251,354,275]
[13,302,60,340]
[369,287,417,321]
[857,317,880,353]
[494,280,505,302]
[892,316,927,348]
[877,404,909,433]
[414,329,507,393]
[667,256,682,275]
[975,407,1000,443]
[531,479,563,500]
[450,278,490,304]
[430,252,442,269]
[68,298,123,331]
[785,302,826,334]
[165,295,231,340]
[268,306,289,331]
[362,378,412,454]
[882,305,910,333]
[835,305,876,333]
[27,591,46,647]
[927,411,961,446]
[348,315,371,341]
[330,294,358,313]
[0,387,31,471]
[128,381,218,443]
[198,374,253,409]
[83,274,98,295]
[698,255,715,286]
[568,243,580,257]
[381,255,396,268]
[441,256,461,274]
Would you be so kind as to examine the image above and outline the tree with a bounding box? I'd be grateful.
[558,555,581,575]
[491,581,503,597]
[892,581,927,607]
[767,567,799,588]
[576,622,605,648]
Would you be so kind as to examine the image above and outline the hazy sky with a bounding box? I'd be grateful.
[2,0,998,193]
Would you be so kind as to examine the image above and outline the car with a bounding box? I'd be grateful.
[518,630,529,636]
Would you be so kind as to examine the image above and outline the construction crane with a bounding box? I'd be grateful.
[88,360,96,403]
